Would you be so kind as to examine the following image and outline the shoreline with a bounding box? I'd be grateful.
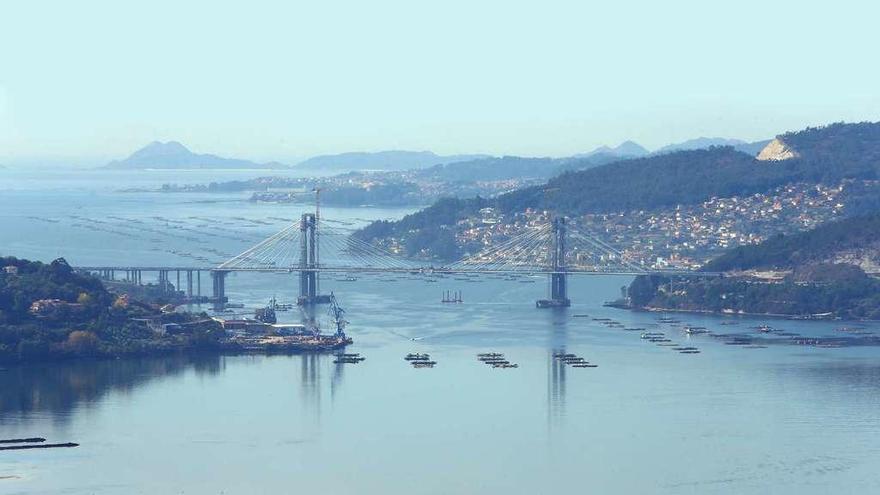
[0,340,351,367]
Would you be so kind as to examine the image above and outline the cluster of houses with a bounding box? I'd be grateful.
[448,182,852,271]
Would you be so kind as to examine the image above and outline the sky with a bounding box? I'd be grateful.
[1,0,879,166]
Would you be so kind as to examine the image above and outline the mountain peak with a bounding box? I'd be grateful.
[614,140,649,156]
[132,141,192,159]
[579,141,648,159]
[104,141,285,170]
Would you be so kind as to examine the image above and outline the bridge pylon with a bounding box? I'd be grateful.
[297,213,331,306]
[537,216,571,308]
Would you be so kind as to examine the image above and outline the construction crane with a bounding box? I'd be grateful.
[327,292,348,338]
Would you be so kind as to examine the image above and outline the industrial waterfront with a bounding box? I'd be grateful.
[3,169,880,494]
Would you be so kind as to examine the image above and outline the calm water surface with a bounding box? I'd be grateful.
[2,170,880,494]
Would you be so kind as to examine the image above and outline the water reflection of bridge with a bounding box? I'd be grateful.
[76,211,715,310]
[547,310,571,428]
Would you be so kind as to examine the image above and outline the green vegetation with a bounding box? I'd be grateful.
[628,213,880,319]
[355,197,489,259]
[504,121,880,216]
[780,122,880,170]
[703,214,880,272]
[0,257,223,364]
[627,267,880,320]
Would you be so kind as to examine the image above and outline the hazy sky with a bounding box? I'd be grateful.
[1,0,879,165]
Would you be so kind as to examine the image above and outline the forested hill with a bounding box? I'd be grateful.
[496,146,760,214]
[777,122,880,168]
[499,121,880,215]
[703,214,880,273]
[356,121,880,246]
[628,213,880,319]
[0,256,224,363]
[0,257,111,322]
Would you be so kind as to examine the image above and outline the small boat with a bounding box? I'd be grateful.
[572,363,598,368]
[684,327,709,335]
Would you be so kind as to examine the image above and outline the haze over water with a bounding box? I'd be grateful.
[2,169,880,494]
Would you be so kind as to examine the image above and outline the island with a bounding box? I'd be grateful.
[103,141,289,170]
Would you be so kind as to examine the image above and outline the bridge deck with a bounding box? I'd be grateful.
[75,266,721,277]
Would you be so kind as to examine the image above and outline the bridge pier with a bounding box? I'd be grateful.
[211,270,228,311]
[537,217,571,308]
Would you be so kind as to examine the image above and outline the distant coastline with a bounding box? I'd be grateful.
[607,301,847,322]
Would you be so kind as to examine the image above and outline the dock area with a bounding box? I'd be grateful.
[223,334,351,353]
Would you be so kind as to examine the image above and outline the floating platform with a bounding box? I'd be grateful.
[405,353,431,361]
[536,298,571,308]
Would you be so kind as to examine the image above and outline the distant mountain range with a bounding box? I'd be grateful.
[293,150,489,173]
[106,134,773,172]
[577,141,649,159]
[575,137,771,160]
[104,141,287,170]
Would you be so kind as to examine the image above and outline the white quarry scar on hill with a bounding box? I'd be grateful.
[833,249,880,275]
[757,138,799,161]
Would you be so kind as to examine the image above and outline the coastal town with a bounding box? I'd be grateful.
[414,180,866,271]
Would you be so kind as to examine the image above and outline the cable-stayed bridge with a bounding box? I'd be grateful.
[77,212,714,310]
